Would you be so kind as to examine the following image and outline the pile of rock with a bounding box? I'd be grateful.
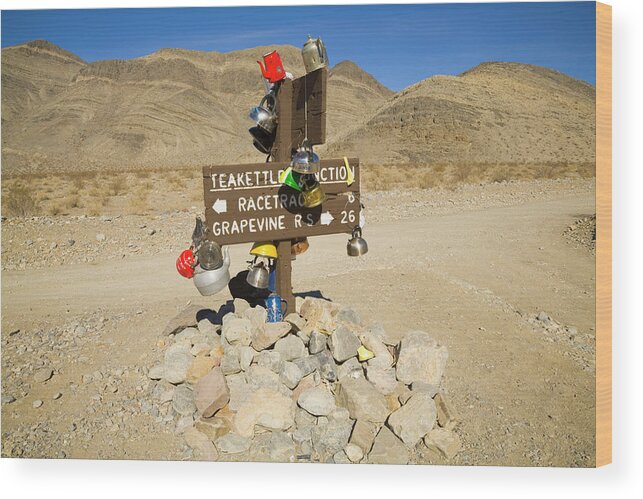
[148,297,460,464]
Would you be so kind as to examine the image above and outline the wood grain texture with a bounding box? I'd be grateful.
[595,1,612,467]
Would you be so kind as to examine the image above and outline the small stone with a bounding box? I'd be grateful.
[344,443,364,463]
[194,416,231,440]
[52,392,63,400]
[337,357,363,380]
[163,344,193,384]
[365,366,398,395]
[329,407,351,422]
[349,420,379,455]
[183,427,219,460]
[297,387,336,416]
[233,298,251,316]
[311,418,354,460]
[215,433,250,454]
[148,364,165,380]
[357,345,374,362]
[337,306,361,325]
[238,346,255,371]
[411,381,439,398]
[424,428,462,460]
[172,385,197,416]
[328,325,360,362]
[148,228,156,236]
[335,376,390,424]
[285,313,307,332]
[220,350,242,375]
[234,388,295,437]
[308,330,327,354]
[194,367,229,417]
[333,450,351,464]
[49,242,58,250]
[269,431,295,462]
[32,399,43,408]
[368,426,409,464]
[279,361,304,389]
[434,392,458,429]
[274,335,307,361]
[33,368,54,383]
[395,331,448,387]
[251,322,291,351]
[387,393,437,447]
[293,355,320,377]
[222,317,252,346]
[96,233,106,242]
[256,350,283,374]
[315,349,338,382]
[2,395,16,404]
[186,356,217,384]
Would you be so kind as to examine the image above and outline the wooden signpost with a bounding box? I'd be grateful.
[202,67,361,308]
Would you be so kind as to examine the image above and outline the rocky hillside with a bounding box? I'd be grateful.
[2,41,595,173]
[324,62,596,165]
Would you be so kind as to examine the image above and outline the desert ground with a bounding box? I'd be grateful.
[1,174,596,466]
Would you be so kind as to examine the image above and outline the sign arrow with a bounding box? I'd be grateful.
[320,212,334,225]
[212,199,227,214]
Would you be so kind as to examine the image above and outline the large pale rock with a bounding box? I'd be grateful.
[344,443,364,463]
[215,433,251,454]
[183,427,218,460]
[194,367,229,417]
[269,431,296,462]
[246,365,290,396]
[335,376,390,423]
[360,331,394,369]
[163,343,193,384]
[220,349,242,375]
[435,392,458,429]
[280,361,304,389]
[387,393,437,447]
[186,355,217,384]
[311,418,354,460]
[226,373,252,411]
[424,427,462,460]
[297,387,336,416]
[163,305,215,336]
[349,420,379,455]
[244,306,267,330]
[299,297,341,333]
[222,317,253,346]
[172,385,196,416]
[368,426,409,464]
[315,349,338,382]
[365,365,398,395]
[256,350,283,374]
[274,335,306,361]
[337,357,363,380]
[395,331,448,386]
[251,322,291,351]
[308,330,327,354]
[234,387,295,437]
[194,416,231,440]
[233,298,251,316]
[328,326,360,362]
[238,346,256,371]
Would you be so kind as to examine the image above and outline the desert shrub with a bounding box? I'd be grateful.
[109,175,127,196]
[490,166,511,183]
[3,185,40,216]
[128,187,149,214]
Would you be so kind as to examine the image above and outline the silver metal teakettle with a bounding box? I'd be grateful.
[302,35,329,73]
[347,226,368,257]
[246,258,270,289]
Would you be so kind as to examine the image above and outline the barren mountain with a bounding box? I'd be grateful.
[323,62,596,165]
[1,41,594,174]
[1,41,391,173]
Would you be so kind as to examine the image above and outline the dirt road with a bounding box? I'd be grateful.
[1,179,596,465]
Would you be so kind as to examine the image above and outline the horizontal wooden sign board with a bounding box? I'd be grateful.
[202,158,360,245]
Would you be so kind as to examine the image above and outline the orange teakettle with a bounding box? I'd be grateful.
[257,50,286,84]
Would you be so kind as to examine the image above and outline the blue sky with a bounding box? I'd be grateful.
[1,2,596,91]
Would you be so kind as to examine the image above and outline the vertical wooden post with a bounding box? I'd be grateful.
[273,79,296,311]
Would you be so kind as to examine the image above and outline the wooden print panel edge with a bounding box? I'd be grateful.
[595,0,612,468]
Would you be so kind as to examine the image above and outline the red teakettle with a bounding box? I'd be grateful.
[257,50,286,84]
[176,249,196,279]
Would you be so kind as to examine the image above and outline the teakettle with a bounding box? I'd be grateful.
[248,93,277,134]
[246,258,271,289]
[347,226,368,257]
[258,51,286,84]
[302,35,328,73]
[193,247,231,296]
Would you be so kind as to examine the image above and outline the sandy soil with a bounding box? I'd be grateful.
[1,178,596,466]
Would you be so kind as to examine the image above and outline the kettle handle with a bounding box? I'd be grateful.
[317,37,326,60]
[260,93,277,112]
[281,299,288,316]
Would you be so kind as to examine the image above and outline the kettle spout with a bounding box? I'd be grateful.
[222,246,231,267]
[257,60,268,78]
